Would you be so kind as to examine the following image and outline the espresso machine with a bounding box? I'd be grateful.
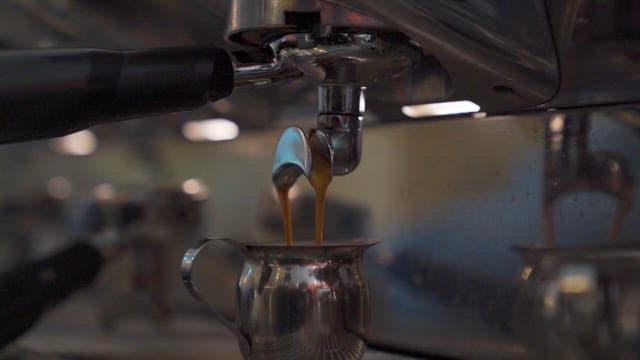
[0,0,639,359]
[1,0,638,142]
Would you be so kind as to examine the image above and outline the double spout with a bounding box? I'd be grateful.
[242,30,421,177]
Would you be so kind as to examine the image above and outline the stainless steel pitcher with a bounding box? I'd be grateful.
[181,238,377,360]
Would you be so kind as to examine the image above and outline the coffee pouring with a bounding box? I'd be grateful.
[181,124,378,359]
[176,23,419,357]
[180,132,376,359]
[178,10,423,358]
[179,23,418,356]
[308,130,333,246]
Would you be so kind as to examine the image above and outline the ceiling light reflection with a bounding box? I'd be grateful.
[182,118,239,142]
[401,101,481,118]
[557,265,597,294]
[549,114,565,133]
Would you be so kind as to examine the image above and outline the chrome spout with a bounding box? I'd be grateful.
[317,84,365,175]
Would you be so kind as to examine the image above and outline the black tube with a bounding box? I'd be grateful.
[0,243,104,349]
[0,45,234,143]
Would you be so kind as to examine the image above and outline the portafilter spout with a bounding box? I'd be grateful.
[316,84,365,175]
[272,127,311,191]
[258,31,422,175]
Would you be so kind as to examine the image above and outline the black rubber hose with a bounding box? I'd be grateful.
[0,243,104,349]
[0,45,234,143]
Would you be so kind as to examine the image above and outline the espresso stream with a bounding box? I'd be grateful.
[276,132,332,246]
[308,133,333,246]
[277,188,295,245]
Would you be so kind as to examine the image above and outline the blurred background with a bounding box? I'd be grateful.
[0,1,639,359]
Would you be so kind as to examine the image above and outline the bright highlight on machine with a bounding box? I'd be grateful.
[402,101,481,118]
[49,130,98,156]
[182,119,239,142]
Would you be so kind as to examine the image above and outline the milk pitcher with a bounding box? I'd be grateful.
[181,238,377,360]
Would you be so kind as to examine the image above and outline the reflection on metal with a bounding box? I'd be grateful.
[97,188,205,330]
[181,119,239,142]
[520,266,533,281]
[232,52,303,89]
[401,100,481,118]
[181,238,377,359]
[543,114,634,245]
[545,0,640,108]
[226,0,384,46]
[325,0,559,112]
[233,28,421,90]
[49,130,98,156]
[549,114,565,132]
[556,265,597,294]
[273,32,421,86]
[514,112,638,359]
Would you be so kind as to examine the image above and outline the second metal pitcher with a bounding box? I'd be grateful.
[181,238,377,360]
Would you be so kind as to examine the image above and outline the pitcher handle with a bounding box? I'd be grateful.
[181,238,251,357]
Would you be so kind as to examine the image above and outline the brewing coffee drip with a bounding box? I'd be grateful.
[308,129,333,245]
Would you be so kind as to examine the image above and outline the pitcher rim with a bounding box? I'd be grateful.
[238,238,379,250]
[235,239,380,259]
